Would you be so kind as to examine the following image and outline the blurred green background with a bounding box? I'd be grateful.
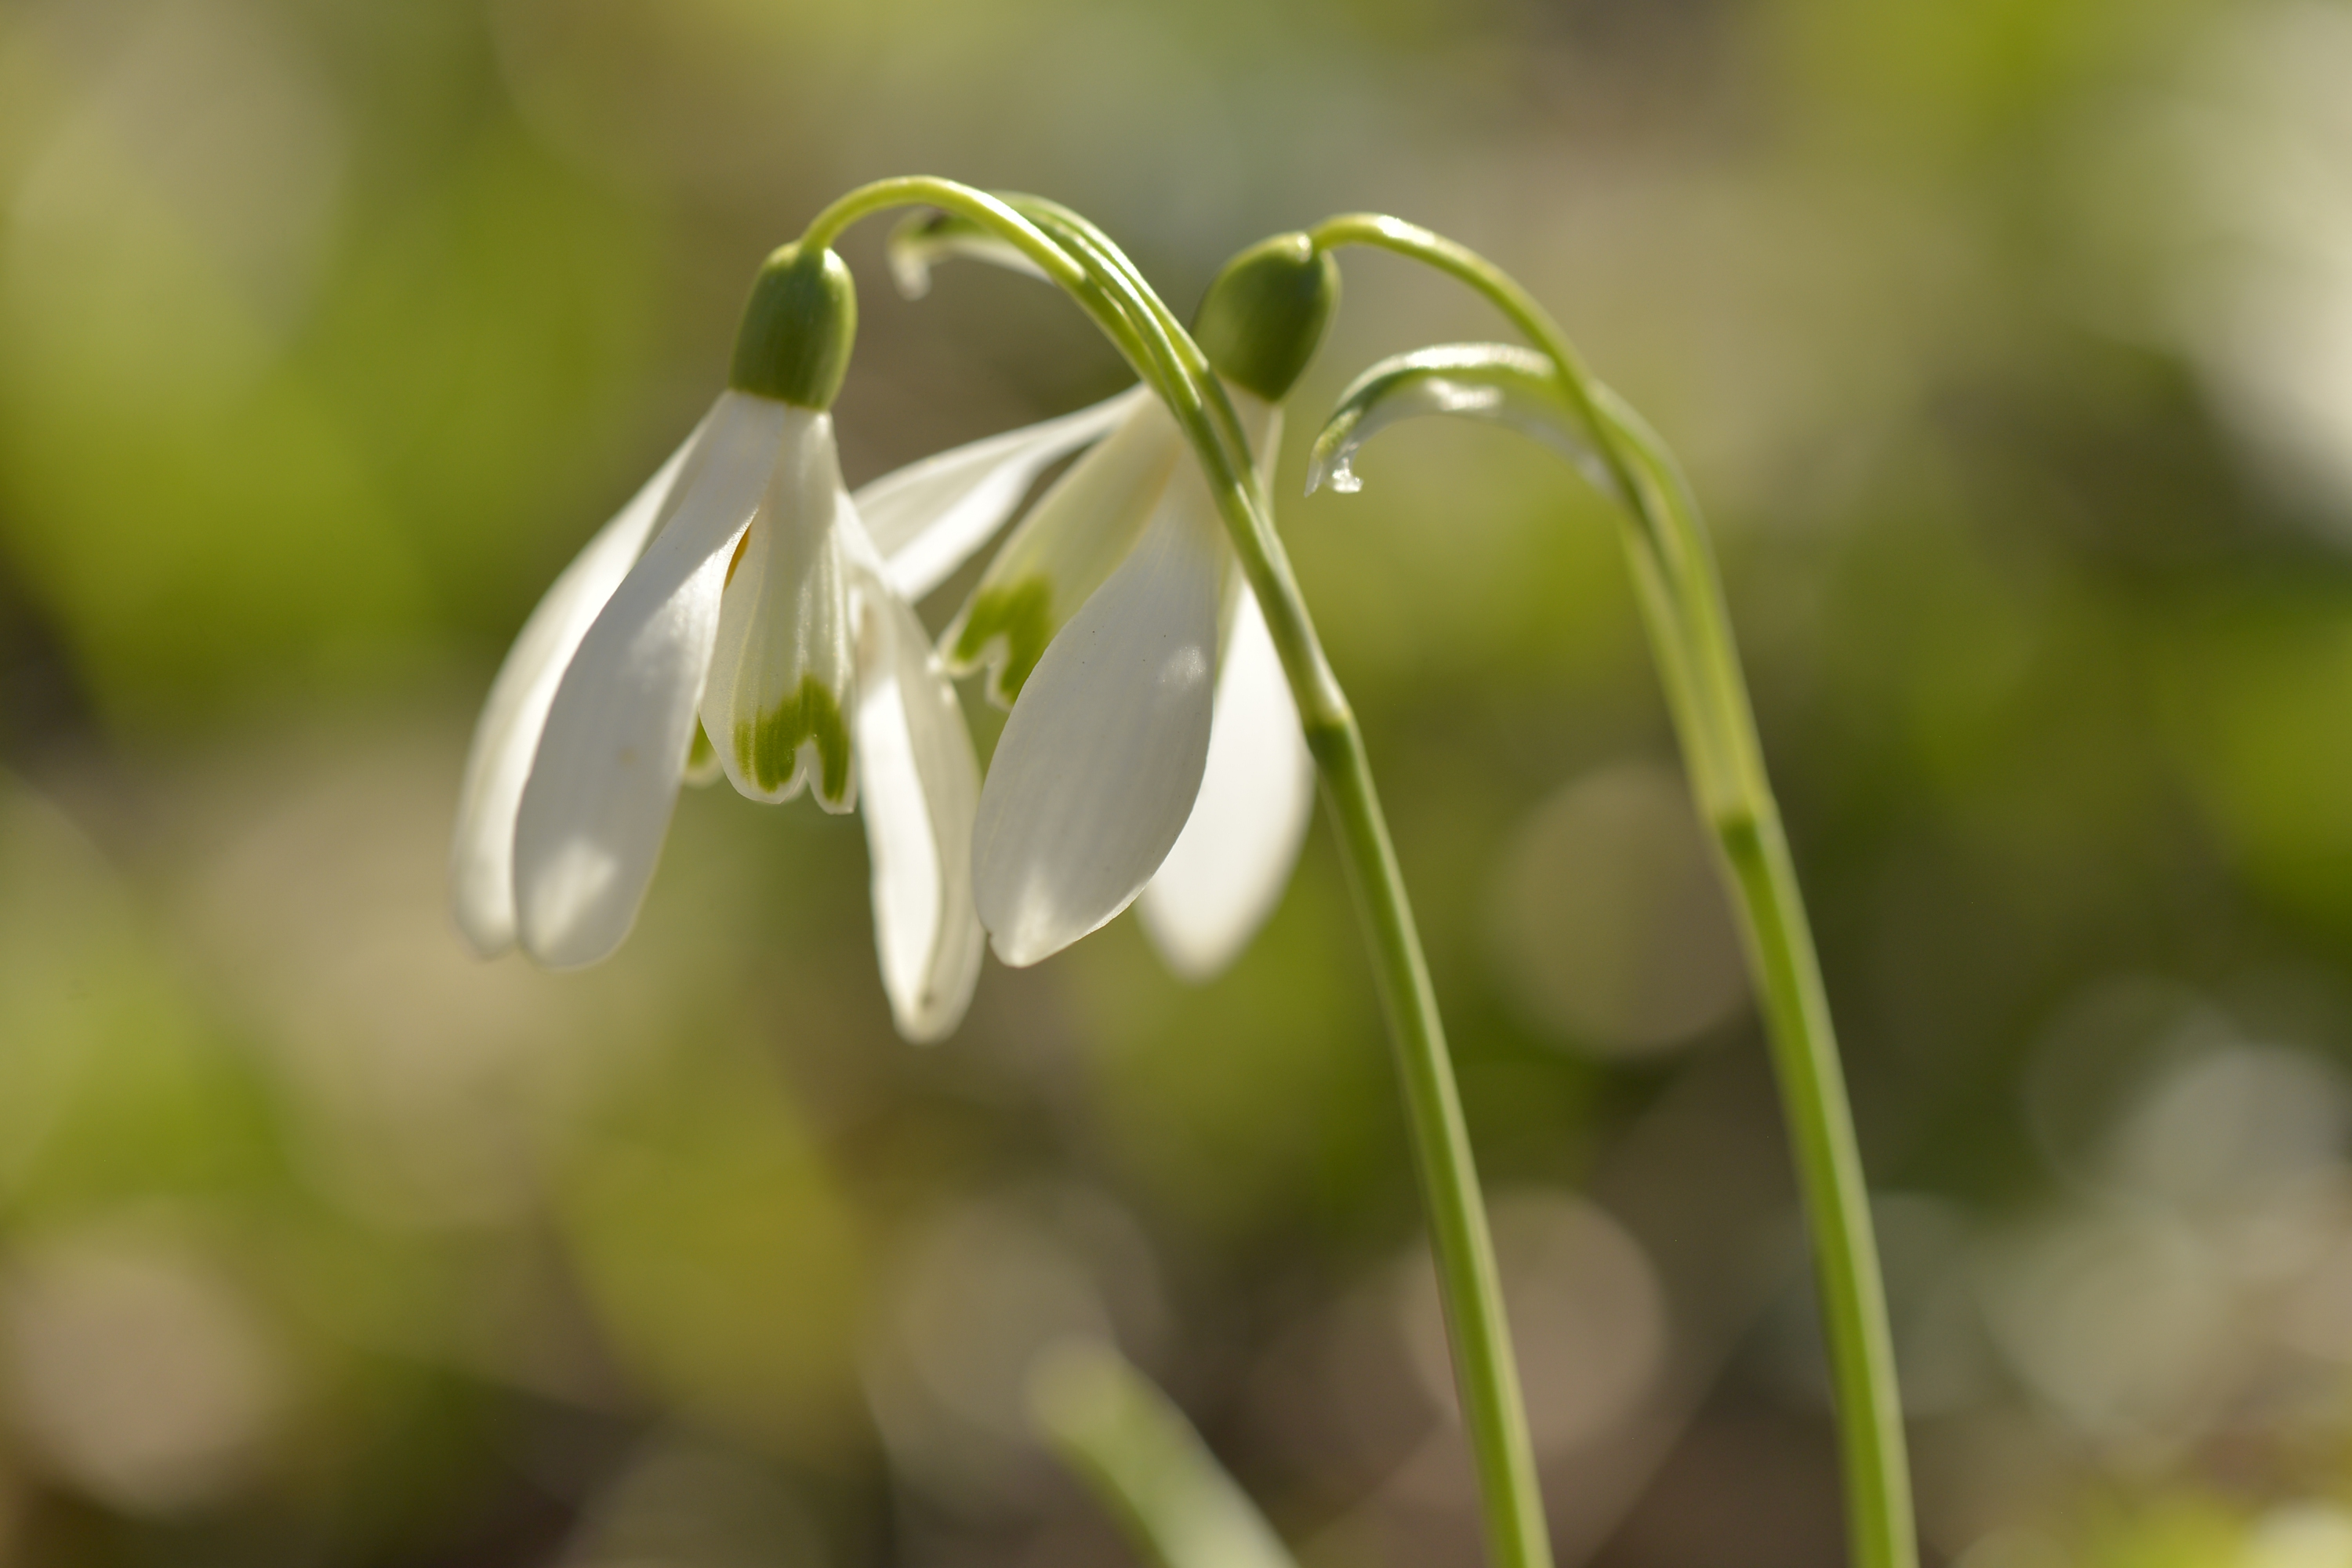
[7,0,2352,1563]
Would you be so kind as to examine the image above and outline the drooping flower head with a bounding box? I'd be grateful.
[451,243,1000,1040]
[452,207,1347,1036]
[953,234,1341,973]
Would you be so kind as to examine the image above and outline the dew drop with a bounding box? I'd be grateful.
[1329,459,1363,495]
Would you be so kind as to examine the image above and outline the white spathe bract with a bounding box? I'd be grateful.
[451,382,1123,1040]
[967,387,1315,973]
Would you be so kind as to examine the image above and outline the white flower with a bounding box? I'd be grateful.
[946,384,1316,975]
[447,383,1131,1041]
[452,228,1335,1033]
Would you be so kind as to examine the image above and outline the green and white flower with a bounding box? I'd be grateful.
[947,233,1340,974]
[951,383,1313,975]
[448,244,1115,1040]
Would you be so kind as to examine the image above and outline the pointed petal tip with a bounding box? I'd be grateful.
[448,902,516,963]
[889,992,966,1045]
[986,927,1058,969]
[1135,914,1223,985]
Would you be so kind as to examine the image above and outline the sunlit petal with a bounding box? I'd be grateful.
[1306,343,1621,504]
[514,390,788,967]
[856,387,1143,602]
[448,421,699,956]
[851,550,985,1042]
[701,409,858,811]
[1138,581,1316,981]
[942,393,1182,706]
[973,471,1225,967]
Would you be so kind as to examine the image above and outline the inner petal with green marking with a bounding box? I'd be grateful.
[938,394,1180,707]
[949,576,1054,706]
[737,674,853,805]
[699,407,862,811]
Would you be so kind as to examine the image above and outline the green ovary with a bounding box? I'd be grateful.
[736,677,852,801]
[952,577,1054,705]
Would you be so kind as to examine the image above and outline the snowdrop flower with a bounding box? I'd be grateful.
[950,236,1339,974]
[448,243,1121,1040]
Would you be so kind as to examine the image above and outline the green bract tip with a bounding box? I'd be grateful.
[1193,233,1338,403]
[730,242,857,409]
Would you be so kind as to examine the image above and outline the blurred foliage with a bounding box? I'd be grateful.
[9,0,2352,1566]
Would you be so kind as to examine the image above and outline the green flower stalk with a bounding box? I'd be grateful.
[1301,213,1918,1568]
[794,180,1557,1568]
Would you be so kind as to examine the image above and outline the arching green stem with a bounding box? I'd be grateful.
[798,183,1553,1568]
[1012,200,1552,1568]
[1307,214,1916,1568]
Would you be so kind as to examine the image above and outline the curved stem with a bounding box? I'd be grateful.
[806,185,1553,1568]
[1018,206,1552,1568]
[1310,216,1916,1568]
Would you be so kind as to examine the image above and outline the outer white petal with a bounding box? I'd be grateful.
[972,469,1225,967]
[514,390,788,967]
[855,387,1145,602]
[942,394,1182,706]
[700,409,858,811]
[448,423,699,956]
[1138,583,1316,981]
[849,549,985,1042]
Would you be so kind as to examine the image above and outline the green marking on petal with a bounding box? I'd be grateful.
[735,676,853,802]
[953,576,1054,706]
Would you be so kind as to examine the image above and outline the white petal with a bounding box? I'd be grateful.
[856,387,1144,602]
[1305,343,1621,505]
[942,393,1182,706]
[448,423,699,956]
[972,468,1225,967]
[514,390,788,967]
[852,561,985,1042]
[1138,583,1316,981]
[701,409,858,811]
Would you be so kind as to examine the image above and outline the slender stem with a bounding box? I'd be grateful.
[1018,207,1552,1568]
[1309,216,1916,1568]
[1313,715,1555,1568]
[797,183,1553,1568]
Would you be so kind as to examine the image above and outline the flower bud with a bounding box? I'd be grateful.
[1192,233,1339,403]
[729,242,857,409]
